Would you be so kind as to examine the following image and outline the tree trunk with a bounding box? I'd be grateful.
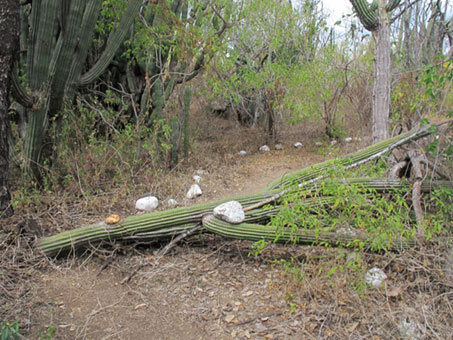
[372,3,391,143]
[0,0,20,218]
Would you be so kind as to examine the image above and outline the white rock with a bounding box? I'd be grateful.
[213,201,245,224]
[398,318,425,340]
[294,142,303,149]
[315,141,323,146]
[344,137,353,143]
[365,267,387,288]
[336,227,356,235]
[186,184,202,199]
[275,144,283,150]
[135,196,159,212]
[193,175,202,183]
[196,169,206,175]
[166,199,178,207]
[259,145,270,152]
[238,150,247,156]
[330,140,337,146]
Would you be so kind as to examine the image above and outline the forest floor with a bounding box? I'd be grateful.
[1,115,452,340]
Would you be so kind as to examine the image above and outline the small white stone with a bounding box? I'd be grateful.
[344,137,353,143]
[365,267,387,288]
[336,227,356,235]
[196,169,206,175]
[330,140,337,146]
[294,142,303,149]
[238,150,247,156]
[135,196,159,212]
[193,175,202,183]
[398,318,425,340]
[213,201,245,224]
[186,184,202,199]
[315,141,322,146]
[167,199,178,207]
[259,145,270,152]
[275,144,283,150]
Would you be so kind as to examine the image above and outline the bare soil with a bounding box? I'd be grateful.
[1,118,452,340]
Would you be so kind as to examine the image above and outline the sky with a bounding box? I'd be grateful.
[321,0,353,27]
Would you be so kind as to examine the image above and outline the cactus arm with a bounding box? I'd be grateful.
[149,78,163,124]
[64,0,103,98]
[78,0,142,86]
[26,0,40,84]
[386,0,401,12]
[350,0,378,31]
[28,0,59,90]
[49,0,86,115]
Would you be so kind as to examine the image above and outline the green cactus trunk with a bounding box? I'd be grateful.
[350,0,401,143]
[170,116,180,168]
[183,86,191,157]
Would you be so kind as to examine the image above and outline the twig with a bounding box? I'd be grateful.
[121,224,203,284]
[420,158,450,180]
[156,224,203,257]
[234,311,283,326]
[409,151,425,238]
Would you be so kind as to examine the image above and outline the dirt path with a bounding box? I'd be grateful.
[31,141,369,340]
[22,136,452,340]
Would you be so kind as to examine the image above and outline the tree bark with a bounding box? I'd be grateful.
[0,0,20,218]
[372,1,391,143]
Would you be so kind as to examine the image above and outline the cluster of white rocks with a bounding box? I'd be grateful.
[135,169,207,211]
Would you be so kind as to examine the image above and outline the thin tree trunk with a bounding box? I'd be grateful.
[372,5,391,143]
[0,0,20,218]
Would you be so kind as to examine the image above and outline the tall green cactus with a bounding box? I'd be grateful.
[15,0,142,181]
[350,0,401,143]
[183,86,191,157]
[150,78,164,124]
[170,116,180,168]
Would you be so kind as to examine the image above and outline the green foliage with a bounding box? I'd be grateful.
[36,323,57,340]
[285,45,349,138]
[267,163,449,252]
[425,187,453,240]
[206,0,327,134]
[423,59,453,117]
[0,321,23,340]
